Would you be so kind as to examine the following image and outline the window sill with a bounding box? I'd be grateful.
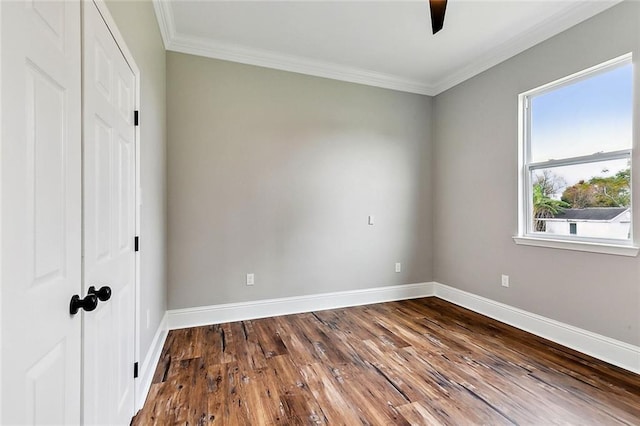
[512,236,639,257]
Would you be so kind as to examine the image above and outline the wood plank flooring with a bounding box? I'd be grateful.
[132,298,640,425]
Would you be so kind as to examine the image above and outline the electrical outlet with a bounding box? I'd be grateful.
[395,262,402,273]
[246,273,255,286]
[501,274,510,288]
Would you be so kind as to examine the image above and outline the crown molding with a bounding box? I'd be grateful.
[431,0,623,94]
[152,0,174,49]
[153,0,622,96]
[167,33,436,95]
[151,0,435,95]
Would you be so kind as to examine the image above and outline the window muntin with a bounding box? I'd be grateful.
[520,55,633,246]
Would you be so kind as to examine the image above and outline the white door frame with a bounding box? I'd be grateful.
[89,0,143,411]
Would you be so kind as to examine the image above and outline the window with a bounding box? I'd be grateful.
[515,54,637,256]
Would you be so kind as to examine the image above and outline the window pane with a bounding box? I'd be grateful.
[530,63,632,162]
[530,158,631,240]
[569,223,577,235]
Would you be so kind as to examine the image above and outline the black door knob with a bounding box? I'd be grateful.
[70,293,98,315]
[88,285,112,302]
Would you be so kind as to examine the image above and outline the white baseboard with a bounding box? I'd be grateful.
[135,312,169,412]
[167,282,435,330]
[433,282,640,375]
[156,280,638,383]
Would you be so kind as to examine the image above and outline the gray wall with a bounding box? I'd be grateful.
[105,1,167,360]
[167,52,433,309]
[433,1,640,346]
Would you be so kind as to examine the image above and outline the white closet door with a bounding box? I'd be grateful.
[82,1,137,424]
[1,1,82,424]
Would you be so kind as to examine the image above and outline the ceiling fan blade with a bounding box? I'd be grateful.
[429,0,447,34]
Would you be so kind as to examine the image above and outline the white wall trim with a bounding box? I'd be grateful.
[151,0,173,50]
[512,236,639,257]
[137,280,637,408]
[135,312,168,412]
[433,282,640,375]
[166,33,436,96]
[167,282,435,330]
[151,0,620,96]
[431,1,622,94]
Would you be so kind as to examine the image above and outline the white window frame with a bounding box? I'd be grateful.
[514,53,639,257]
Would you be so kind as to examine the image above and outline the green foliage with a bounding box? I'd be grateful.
[561,168,630,208]
[533,182,569,232]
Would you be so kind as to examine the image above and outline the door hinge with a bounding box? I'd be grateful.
[134,236,139,252]
[134,362,139,379]
[134,110,139,126]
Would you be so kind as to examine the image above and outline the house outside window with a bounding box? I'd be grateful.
[515,54,637,256]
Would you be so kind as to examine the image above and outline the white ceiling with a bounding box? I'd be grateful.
[153,0,621,95]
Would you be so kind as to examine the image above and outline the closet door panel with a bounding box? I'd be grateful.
[1,1,82,424]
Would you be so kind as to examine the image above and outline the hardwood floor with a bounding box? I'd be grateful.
[132,298,640,425]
